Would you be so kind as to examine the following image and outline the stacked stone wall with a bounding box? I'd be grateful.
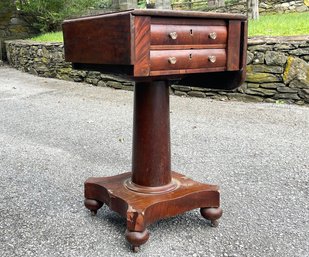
[260,0,309,14]
[5,36,309,105]
[175,37,309,105]
[199,0,308,14]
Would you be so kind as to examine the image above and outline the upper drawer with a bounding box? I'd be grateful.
[151,24,227,46]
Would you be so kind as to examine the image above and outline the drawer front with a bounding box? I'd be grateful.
[150,49,226,71]
[151,25,227,46]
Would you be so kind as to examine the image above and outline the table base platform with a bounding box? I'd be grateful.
[84,171,223,252]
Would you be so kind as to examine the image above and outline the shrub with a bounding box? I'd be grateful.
[16,0,110,33]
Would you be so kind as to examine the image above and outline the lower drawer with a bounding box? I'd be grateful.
[150,49,226,72]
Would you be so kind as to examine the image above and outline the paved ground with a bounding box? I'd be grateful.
[0,65,308,257]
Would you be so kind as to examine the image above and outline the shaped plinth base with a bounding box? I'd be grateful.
[84,171,222,251]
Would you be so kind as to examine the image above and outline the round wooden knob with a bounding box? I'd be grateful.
[168,57,177,64]
[169,32,178,40]
[208,55,216,63]
[209,32,217,40]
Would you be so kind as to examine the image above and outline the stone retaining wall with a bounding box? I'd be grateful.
[259,0,309,14]
[203,0,309,14]
[5,36,309,105]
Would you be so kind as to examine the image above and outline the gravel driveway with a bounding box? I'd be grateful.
[0,65,308,257]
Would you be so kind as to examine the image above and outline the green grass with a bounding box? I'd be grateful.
[30,32,63,42]
[248,12,309,37]
[29,12,309,42]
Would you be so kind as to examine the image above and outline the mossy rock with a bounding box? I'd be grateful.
[260,83,284,89]
[245,87,276,96]
[283,56,309,86]
[188,91,206,98]
[59,67,72,74]
[9,25,28,33]
[265,51,287,66]
[227,93,263,103]
[106,81,122,89]
[246,72,282,83]
[42,57,49,64]
[247,64,284,74]
[274,93,300,100]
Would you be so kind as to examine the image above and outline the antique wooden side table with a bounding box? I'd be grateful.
[63,9,247,252]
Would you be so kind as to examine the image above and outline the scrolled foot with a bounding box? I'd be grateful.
[125,229,150,252]
[84,198,103,215]
[200,207,223,227]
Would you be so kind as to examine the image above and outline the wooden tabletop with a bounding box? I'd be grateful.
[132,9,247,20]
[63,9,247,24]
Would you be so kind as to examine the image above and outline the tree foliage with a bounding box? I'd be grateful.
[15,0,110,33]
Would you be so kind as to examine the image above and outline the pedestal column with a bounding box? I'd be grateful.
[130,81,174,191]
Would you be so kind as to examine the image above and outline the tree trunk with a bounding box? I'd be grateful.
[247,0,259,20]
[113,0,138,10]
[208,0,225,7]
[147,0,171,9]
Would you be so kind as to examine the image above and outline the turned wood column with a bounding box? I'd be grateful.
[131,81,171,187]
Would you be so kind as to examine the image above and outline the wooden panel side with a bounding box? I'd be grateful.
[63,13,132,65]
[240,20,248,71]
[227,20,241,71]
[237,20,248,85]
[133,16,151,77]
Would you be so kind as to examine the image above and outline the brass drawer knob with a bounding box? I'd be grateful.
[169,32,178,40]
[168,57,177,64]
[209,32,217,40]
[208,55,216,63]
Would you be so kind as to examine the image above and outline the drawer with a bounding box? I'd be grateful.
[151,25,227,46]
[150,49,226,72]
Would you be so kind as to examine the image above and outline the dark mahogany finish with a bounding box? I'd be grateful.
[131,81,171,188]
[63,9,246,252]
[63,9,247,84]
[63,12,133,65]
[150,49,226,73]
[150,24,227,45]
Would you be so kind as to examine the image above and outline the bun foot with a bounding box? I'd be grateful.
[132,246,139,253]
[125,229,150,252]
[200,207,223,227]
[210,219,219,227]
[84,199,103,215]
